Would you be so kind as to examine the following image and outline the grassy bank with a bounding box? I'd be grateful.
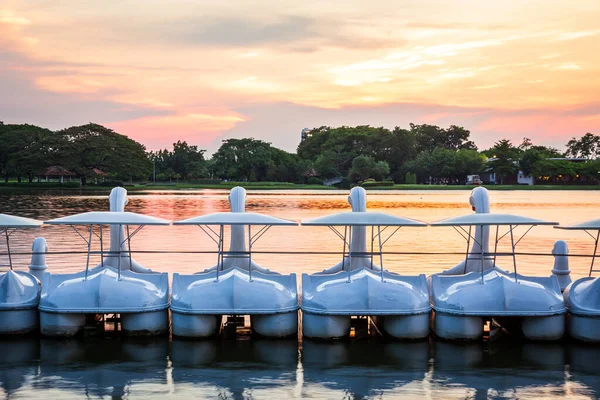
[1,181,600,192]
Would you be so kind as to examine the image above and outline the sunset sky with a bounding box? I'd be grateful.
[1,0,599,154]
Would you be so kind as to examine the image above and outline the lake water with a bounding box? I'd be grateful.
[0,189,598,279]
[1,189,600,399]
[1,336,600,399]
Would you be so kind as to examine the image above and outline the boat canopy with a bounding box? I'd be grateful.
[555,219,600,230]
[173,212,297,226]
[0,214,42,228]
[431,213,558,227]
[45,211,171,226]
[302,212,427,227]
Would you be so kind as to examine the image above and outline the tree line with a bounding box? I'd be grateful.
[0,121,598,185]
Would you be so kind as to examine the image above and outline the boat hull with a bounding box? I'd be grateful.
[430,268,565,341]
[39,267,169,337]
[302,314,351,339]
[0,270,41,335]
[564,277,600,342]
[0,309,38,335]
[302,268,430,340]
[40,310,169,337]
[171,268,298,338]
[568,314,600,342]
[171,313,221,338]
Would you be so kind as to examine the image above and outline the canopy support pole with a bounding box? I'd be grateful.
[463,225,472,274]
[127,225,133,271]
[510,225,518,283]
[341,226,347,272]
[493,225,499,265]
[117,224,122,281]
[378,225,384,282]
[370,225,374,269]
[85,225,93,280]
[248,225,253,282]
[589,230,600,277]
[480,224,485,283]
[347,227,353,283]
[100,225,104,268]
[4,229,12,271]
[215,225,223,282]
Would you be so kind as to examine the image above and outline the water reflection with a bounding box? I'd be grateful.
[171,339,298,398]
[1,189,600,279]
[301,340,430,399]
[1,336,599,399]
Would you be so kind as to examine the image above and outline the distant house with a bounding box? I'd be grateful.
[37,166,77,184]
[482,157,590,185]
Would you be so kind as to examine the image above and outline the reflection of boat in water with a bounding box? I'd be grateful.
[428,187,565,341]
[301,187,430,339]
[34,337,169,398]
[171,187,299,338]
[39,187,172,337]
[432,339,568,400]
[171,338,298,398]
[567,342,600,397]
[0,214,44,335]
[555,219,600,342]
[0,338,39,396]
[302,339,430,398]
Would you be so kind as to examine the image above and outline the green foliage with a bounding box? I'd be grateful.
[347,155,390,183]
[361,180,394,187]
[486,139,519,184]
[307,177,323,185]
[211,138,308,182]
[150,140,207,181]
[56,123,151,184]
[566,133,600,159]
[404,172,417,184]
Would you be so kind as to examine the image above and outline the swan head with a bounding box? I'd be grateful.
[469,187,490,213]
[109,187,128,212]
[348,187,367,212]
[229,186,247,213]
[552,240,569,256]
[31,237,48,254]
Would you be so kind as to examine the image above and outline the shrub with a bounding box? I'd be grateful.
[361,180,394,187]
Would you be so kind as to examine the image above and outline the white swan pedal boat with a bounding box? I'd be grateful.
[0,214,43,335]
[39,210,171,337]
[171,186,299,338]
[301,187,430,340]
[429,212,564,341]
[555,218,600,342]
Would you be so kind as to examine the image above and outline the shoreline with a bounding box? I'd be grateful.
[1,183,600,192]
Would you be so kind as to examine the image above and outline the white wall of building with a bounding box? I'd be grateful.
[517,171,534,185]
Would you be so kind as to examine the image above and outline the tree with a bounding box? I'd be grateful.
[211,138,305,182]
[519,137,533,151]
[56,123,151,185]
[347,155,390,183]
[0,124,63,182]
[487,139,518,184]
[411,123,476,153]
[566,133,600,159]
[519,148,544,177]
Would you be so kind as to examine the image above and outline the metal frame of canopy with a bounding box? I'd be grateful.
[301,212,427,283]
[45,212,171,281]
[555,220,600,276]
[173,212,298,282]
[431,213,558,283]
[0,214,43,271]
